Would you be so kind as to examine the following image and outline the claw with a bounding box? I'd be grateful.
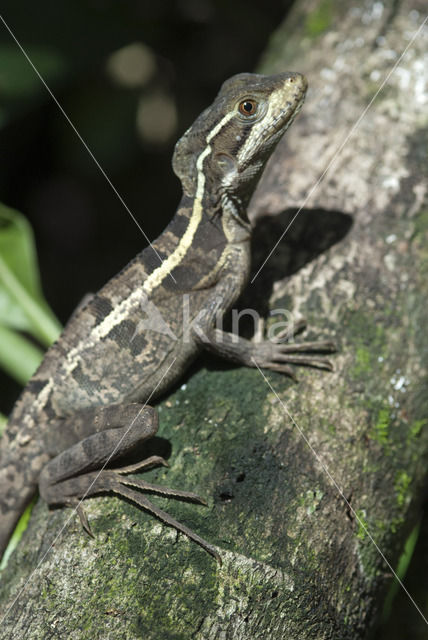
[273,354,334,370]
[268,314,337,360]
[267,363,298,380]
[115,455,169,475]
[112,483,221,563]
[119,475,208,505]
[275,340,337,354]
[76,503,94,538]
[68,469,217,561]
[272,317,307,342]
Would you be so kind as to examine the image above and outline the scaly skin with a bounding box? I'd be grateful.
[0,72,333,560]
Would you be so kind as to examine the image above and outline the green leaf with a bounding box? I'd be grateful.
[0,324,44,385]
[0,498,37,572]
[381,519,421,622]
[0,202,62,346]
[0,413,6,436]
[0,43,67,100]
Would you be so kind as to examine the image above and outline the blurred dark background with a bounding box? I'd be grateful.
[0,3,426,637]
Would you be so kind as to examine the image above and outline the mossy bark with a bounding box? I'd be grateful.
[1,0,427,638]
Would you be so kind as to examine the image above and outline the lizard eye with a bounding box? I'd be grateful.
[238,99,258,117]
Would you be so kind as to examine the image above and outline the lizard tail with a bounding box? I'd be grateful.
[0,437,46,559]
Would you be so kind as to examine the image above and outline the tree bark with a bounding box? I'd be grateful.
[1,1,427,638]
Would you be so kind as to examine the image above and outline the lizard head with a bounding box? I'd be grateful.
[172,71,307,217]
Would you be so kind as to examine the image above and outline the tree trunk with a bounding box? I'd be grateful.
[1,1,427,638]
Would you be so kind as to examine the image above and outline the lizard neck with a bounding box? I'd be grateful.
[136,190,251,296]
[175,136,254,248]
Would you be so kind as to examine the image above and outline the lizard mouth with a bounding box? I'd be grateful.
[253,72,307,143]
[275,97,305,133]
[274,73,307,132]
[255,101,305,156]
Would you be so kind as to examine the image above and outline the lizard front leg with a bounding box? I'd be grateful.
[192,292,335,379]
[198,328,335,379]
[39,403,220,561]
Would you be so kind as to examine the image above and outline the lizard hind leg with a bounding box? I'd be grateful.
[59,468,219,561]
[39,403,219,561]
[41,466,219,562]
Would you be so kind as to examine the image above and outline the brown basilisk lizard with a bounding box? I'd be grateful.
[0,72,334,562]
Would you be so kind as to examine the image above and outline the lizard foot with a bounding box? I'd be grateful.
[252,319,336,378]
[62,468,220,563]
